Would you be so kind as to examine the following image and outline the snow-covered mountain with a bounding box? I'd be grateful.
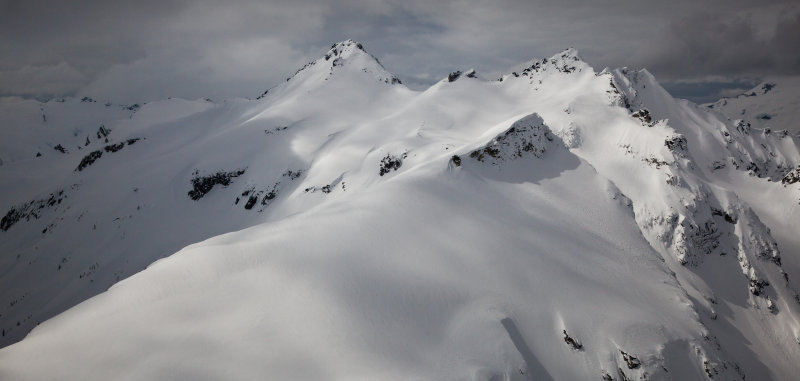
[705,77,800,135]
[1,40,799,380]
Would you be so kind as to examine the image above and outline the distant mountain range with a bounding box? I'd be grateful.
[706,77,800,135]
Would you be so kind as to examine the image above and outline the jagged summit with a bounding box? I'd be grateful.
[557,47,581,60]
[257,39,401,99]
[323,39,368,60]
[606,66,668,111]
[502,47,591,83]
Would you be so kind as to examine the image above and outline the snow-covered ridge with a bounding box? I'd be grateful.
[1,40,800,380]
[502,47,588,83]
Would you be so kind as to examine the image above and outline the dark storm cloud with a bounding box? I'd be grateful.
[1,0,798,103]
[632,11,800,80]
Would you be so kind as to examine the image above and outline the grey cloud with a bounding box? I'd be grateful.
[1,0,798,103]
[0,62,86,98]
[0,0,328,101]
[770,13,800,72]
[0,0,182,69]
[81,37,309,103]
[631,10,800,81]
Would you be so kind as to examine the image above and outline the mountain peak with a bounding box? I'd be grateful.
[547,47,587,70]
[324,39,367,61]
[316,39,401,85]
[257,40,402,99]
[508,47,589,80]
[556,47,581,60]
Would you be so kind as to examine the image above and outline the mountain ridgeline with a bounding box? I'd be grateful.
[0,40,799,380]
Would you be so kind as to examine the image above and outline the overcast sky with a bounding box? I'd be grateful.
[1,0,798,104]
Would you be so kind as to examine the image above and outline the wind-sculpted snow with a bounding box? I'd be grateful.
[1,41,800,380]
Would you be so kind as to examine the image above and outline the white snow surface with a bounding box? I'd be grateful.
[1,40,800,380]
[705,77,800,135]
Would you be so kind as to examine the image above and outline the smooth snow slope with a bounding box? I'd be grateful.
[1,40,800,380]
